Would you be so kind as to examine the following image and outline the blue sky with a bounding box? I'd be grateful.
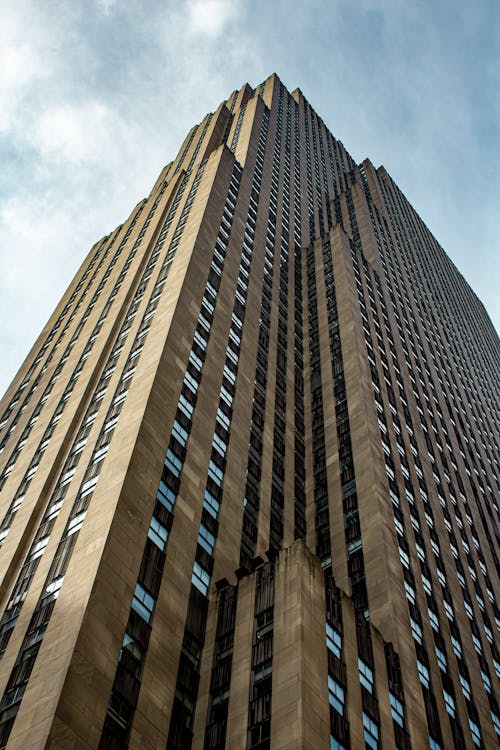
[0,0,498,395]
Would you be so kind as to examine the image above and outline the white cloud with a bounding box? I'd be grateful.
[185,0,242,38]
[0,2,55,134]
[31,101,137,167]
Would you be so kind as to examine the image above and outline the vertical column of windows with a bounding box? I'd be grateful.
[186,115,213,175]
[305,240,331,567]
[385,643,412,749]
[269,85,288,552]
[316,119,333,228]
[191,177,252,598]
[203,584,238,749]
[324,130,339,200]
[238,104,280,569]
[325,573,350,750]
[292,99,306,541]
[247,562,275,750]
[302,105,315,244]
[166,162,243,750]
[230,104,247,152]
[322,237,368,616]
[309,108,328,235]
[99,164,241,749]
[356,618,381,750]
[173,124,198,175]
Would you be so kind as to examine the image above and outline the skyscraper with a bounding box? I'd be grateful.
[0,73,497,750]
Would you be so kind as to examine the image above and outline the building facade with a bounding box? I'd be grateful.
[0,74,498,750]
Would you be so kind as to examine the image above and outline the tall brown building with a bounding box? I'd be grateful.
[0,74,497,750]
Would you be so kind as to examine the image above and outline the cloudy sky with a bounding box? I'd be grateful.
[1,0,498,396]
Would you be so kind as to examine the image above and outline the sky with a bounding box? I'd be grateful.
[0,0,498,396]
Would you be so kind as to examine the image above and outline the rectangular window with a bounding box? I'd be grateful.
[208,460,223,486]
[363,712,379,749]
[198,524,215,555]
[148,516,168,551]
[192,561,210,596]
[328,675,344,715]
[390,692,404,727]
[326,623,342,658]
[178,394,194,419]
[417,660,429,688]
[459,674,471,701]
[131,582,155,623]
[469,719,482,747]
[203,488,220,518]
[165,449,183,478]
[443,689,455,717]
[172,420,188,446]
[435,647,446,671]
[358,658,374,693]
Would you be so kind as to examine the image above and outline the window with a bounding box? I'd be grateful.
[481,670,491,693]
[468,719,481,747]
[435,647,446,671]
[422,574,432,595]
[399,546,410,568]
[80,475,98,498]
[358,658,374,693]
[148,516,168,551]
[192,561,210,596]
[363,712,379,749]
[404,580,416,604]
[328,675,344,714]
[411,618,423,644]
[67,511,86,536]
[92,445,109,464]
[165,449,182,477]
[442,689,455,717]
[172,420,188,446]
[326,623,342,658]
[467,631,481,656]
[428,608,439,631]
[198,524,215,555]
[390,692,404,727]
[30,536,49,560]
[451,635,462,659]
[157,480,175,512]
[443,601,454,621]
[417,660,429,688]
[208,460,223,486]
[459,674,471,700]
[203,488,220,518]
[131,583,155,623]
[178,394,193,419]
